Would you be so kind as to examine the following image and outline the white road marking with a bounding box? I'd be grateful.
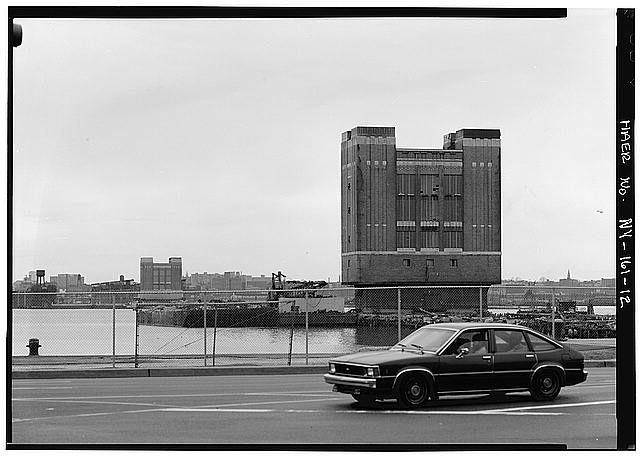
[191,397,343,408]
[14,398,181,408]
[147,408,603,417]
[480,400,616,414]
[12,390,331,401]
[245,392,335,397]
[12,406,172,423]
[12,399,617,423]
[572,383,616,388]
[12,387,73,390]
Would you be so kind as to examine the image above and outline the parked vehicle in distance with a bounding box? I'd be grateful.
[324,322,587,407]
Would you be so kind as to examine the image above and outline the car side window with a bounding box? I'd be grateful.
[526,333,558,352]
[442,330,489,355]
[494,330,530,353]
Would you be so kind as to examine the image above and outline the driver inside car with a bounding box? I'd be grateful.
[469,333,488,354]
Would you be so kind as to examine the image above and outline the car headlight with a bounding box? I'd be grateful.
[329,363,336,373]
[366,367,380,377]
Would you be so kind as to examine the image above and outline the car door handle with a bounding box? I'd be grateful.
[525,354,535,358]
[482,355,492,360]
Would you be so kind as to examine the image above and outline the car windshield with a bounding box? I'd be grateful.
[391,327,456,352]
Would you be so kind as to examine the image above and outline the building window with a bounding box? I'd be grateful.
[396,230,416,249]
[396,195,416,220]
[421,231,439,248]
[450,259,458,268]
[426,259,435,267]
[347,235,351,243]
[403,259,411,267]
[397,174,416,196]
[347,260,351,267]
[347,182,351,190]
[444,231,463,248]
[347,207,351,214]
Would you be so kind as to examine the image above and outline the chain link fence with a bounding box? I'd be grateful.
[11,285,615,368]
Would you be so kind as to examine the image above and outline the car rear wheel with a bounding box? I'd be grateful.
[530,369,561,401]
[397,374,430,408]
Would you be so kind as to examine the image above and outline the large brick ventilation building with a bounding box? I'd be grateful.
[340,126,501,312]
[140,257,183,291]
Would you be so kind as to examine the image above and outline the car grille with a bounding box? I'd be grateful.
[334,363,367,376]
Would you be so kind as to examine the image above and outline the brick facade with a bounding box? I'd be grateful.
[341,126,501,289]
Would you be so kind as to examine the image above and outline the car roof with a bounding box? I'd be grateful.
[423,322,529,331]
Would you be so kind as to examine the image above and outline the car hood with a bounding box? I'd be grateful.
[330,349,435,365]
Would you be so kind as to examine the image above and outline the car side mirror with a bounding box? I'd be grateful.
[455,347,469,359]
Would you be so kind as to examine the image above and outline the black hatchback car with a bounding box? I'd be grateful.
[324,322,587,407]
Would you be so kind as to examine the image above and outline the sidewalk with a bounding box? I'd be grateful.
[11,339,616,379]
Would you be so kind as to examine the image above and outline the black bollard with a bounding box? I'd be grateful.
[27,338,41,356]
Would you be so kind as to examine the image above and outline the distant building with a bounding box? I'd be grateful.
[341,126,501,311]
[600,278,615,288]
[246,274,271,290]
[12,276,33,292]
[50,273,91,292]
[12,269,56,308]
[140,257,182,291]
[559,270,580,288]
[90,275,140,305]
[185,272,272,291]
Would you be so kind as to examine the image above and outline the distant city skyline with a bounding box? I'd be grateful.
[12,264,614,287]
[12,10,615,284]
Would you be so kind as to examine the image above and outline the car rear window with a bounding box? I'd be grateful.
[526,332,558,352]
[494,330,530,353]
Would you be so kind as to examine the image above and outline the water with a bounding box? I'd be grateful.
[12,307,615,357]
[488,306,614,316]
[12,309,398,357]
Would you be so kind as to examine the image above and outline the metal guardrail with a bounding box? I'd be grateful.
[11,286,616,368]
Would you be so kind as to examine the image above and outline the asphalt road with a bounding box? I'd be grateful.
[11,368,616,448]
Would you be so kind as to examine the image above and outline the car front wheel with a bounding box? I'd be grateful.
[397,374,430,408]
[530,369,561,401]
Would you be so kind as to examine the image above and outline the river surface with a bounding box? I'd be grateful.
[11,309,401,357]
[12,307,614,357]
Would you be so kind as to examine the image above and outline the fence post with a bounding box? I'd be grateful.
[305,291,309,366]
[479,287,483,321]
[212,304,217,367]
[203,301,208,367]
[134,301,139,368]
[397,288,402,343]
[288,311,294,366]
[551,288,556,339]
[112,293,116,368]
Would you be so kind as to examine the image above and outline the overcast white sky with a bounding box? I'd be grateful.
[11,9,616,284]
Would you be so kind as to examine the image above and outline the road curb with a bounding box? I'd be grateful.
[12,361,614,379]
[584,360,616,367]
[12,365,328,379]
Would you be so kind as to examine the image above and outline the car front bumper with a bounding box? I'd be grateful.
[324,373,377,389]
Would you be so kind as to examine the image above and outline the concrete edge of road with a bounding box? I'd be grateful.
[11,360,615,380]
[11,365,329,379]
